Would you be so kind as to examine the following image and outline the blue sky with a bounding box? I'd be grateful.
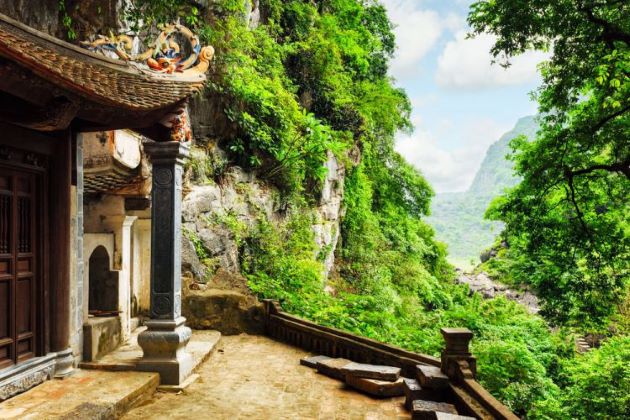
[381,0,547,192]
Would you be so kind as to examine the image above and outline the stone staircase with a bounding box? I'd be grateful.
[302,355,477,419]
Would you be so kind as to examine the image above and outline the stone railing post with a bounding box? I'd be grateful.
[137,141,192,385]
[440,328,476,380]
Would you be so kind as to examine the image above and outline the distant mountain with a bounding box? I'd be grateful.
[468,116,539,195]
[427,116,539,268]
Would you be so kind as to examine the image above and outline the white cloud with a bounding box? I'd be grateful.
[395,118,509,193]
[435,32,547,89]
[380,0,444,79]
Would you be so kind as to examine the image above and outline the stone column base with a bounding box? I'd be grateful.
[137,317,193,385]
[54,348,75,378]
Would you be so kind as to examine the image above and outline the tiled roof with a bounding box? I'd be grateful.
[0,12,207,112]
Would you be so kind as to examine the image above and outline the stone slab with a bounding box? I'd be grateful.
[435,413,476,420]
[404,378,444,410]
[416,365,450,389]
[340,362,401,381]
[300,355,332,369]
[316,358,352,380]
[412,400,458,420]
[0,369,158,419]
[345,374,405,398]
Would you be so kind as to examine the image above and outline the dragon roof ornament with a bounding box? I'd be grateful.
[80,23,214,142]
[81,23,214,76]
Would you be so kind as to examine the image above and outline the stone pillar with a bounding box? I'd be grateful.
[137,141,192,385]
[440,328,476,379]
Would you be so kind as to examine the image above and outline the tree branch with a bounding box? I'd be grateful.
[591,104,630,134]
[569,159,630,180]
[563,171,593,240]
[580,3,630,46]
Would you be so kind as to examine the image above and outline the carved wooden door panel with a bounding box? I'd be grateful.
[0,167,38,369]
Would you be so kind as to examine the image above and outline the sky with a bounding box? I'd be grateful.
[381,0,547,193]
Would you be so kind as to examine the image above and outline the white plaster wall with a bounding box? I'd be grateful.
[131,218,151,317]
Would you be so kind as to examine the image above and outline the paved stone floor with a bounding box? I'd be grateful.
[125,334,408,420]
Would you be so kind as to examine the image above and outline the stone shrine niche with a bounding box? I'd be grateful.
[88,245,119,314]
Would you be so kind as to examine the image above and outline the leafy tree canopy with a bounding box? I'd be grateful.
[470,0,630,328]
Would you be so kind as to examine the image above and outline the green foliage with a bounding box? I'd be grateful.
[470,0,630,329]
[531,336,630,419]
[186,145,228,185]
[58,1,76,40]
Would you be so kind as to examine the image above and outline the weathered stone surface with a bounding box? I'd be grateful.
[182,185,222,222]
[340,362,401,381]
[300,355,332,369]
[125,334,407,419]
[83,316,122,362]
[183,288,264,335]
[316,358,352,380]
[434,413,476,420]
[411,400,458,420]
[312,152,344,276]
[404,378,443,410]
[181,147,344,285]
[0,370,158,419]
[0,0,60,35]
[345,375,405,398]
[456,271,540,313]
[417,365,450,389]
[181,236,208,282]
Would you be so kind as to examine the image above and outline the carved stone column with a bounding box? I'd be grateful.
[137,141,192,385]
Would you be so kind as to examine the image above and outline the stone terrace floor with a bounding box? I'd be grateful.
[125,334,408,420]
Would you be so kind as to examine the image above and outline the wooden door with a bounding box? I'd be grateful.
[0,167,38,369]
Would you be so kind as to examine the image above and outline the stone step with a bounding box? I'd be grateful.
[411,400,458,420]
[0,370,159,419]
[416,365,449,389]
[340,362,401,381]
[403,378,446,410]
[345,374,405,398]
[80,329,221,389]
[316,358,353,380]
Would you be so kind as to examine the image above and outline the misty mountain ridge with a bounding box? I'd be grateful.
[427,115,539,267]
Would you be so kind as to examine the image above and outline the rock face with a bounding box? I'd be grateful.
[456,270,540,313]
[180,146,345,334]
[313,152,345,277]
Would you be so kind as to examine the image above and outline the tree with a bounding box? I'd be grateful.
[469,0,629,328]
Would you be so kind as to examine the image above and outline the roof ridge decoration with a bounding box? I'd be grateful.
[81,23,214,77]
[80,23,214,142]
